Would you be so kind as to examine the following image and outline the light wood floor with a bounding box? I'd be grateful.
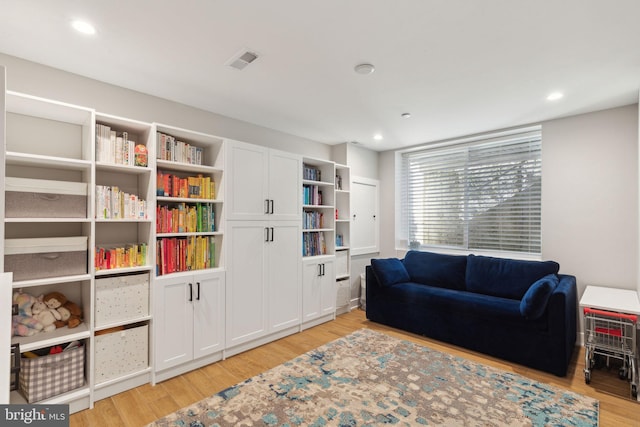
[70,309,639,427]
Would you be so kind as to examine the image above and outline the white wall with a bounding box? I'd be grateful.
[0,53,331,159]
[379,104,639,302]
[542,104,638,297]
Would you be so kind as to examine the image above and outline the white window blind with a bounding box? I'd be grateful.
[401,128,542,254]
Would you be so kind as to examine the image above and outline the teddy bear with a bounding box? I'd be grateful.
[43,291,83,329]
[12,291,44,337]
[31,294,61,333]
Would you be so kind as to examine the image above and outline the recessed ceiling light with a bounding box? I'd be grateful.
[373,134,383,141]
[401,113,411,118]
[354,63,375,75]
[546,92,564,101]
[71,20,96,35]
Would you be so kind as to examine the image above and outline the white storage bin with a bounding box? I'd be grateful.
[95,324,148,384]
[95,273,149,327]
[5,177,88,218]
[4,236,88,281]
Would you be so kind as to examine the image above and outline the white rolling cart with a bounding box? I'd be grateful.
[579,285,640,400]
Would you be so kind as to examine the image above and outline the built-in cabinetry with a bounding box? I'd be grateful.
[5,92,93,412]
[301,157,342,328]
[225,141,301,356]
[334,164,351,313]
[152,124,226,381]
[154,270,224,382]
[93,113,154,401]
[1,86,349,410]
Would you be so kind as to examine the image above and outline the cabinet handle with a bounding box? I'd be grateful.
[270,227,274,242]
[265,199,270,214]
[270,199,274,214]
[322,263,325,276]
[188,283,193,302]
[265,227,270,242]
[318,264,322,276]
[196,282,201,301]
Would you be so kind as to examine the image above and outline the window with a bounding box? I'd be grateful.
[400,127,542,255]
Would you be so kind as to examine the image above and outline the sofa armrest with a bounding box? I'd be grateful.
[547,274,577,373]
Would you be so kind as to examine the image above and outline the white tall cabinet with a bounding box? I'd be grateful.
[225,141,301,356]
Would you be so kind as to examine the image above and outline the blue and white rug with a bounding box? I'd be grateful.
[149,329,598,426]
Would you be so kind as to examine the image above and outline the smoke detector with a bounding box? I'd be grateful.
[226,48,260,71]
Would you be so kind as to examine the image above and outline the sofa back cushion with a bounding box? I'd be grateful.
[465,255,560,300]
[371,258,410,287]
[403,250,467,290]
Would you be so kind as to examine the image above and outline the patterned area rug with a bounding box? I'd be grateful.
[149,329,598,426]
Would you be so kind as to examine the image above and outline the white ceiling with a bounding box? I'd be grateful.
[1,0,639,151]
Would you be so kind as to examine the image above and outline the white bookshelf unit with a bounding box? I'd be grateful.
[4,92,93,412]
[334,164,351,314]
[152,124,226,382]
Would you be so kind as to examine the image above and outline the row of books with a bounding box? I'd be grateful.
[303,185,324,206]
[303,164,322,182]
[95,243,148,271]
[96,185,147,220]
[156,236,216,275]
[157,171,215,200]
[157,132,204,165]
[303,232,327,257]
[303,211,325,230]
[156,203,215,233]
[96,124,138,166]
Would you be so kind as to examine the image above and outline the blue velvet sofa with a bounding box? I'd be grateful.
[366,250,577,376]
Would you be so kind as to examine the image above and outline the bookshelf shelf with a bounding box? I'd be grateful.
[11,323,91,353]
[6,151,92,170]
[157,159,221,174]
[11,274,92,289]
[157,196,221,204]
[95,162,152,174]
[94,266,153,277]
[5,218,91,223]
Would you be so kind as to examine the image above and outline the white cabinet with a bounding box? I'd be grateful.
[226,141,300,221]
[302,257,336,328]
[154,270,224,380]
[225,220,300,353]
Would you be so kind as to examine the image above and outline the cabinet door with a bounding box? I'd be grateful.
[226,221,268,347]
[268,149,301,221]
[193,271,225,359]
[302,260,322,322]
[319,259,336,316]
[268,221,301,332]
[226,142,268,220]
[154,275,194,372]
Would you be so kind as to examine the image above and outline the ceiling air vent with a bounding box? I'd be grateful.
[226,49,260,71]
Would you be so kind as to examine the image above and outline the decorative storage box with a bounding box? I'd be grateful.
[94,324,148,384]
[4,236,88,281]
[19,345,85,403]
[5,177,88,218]
[95,273,149,327]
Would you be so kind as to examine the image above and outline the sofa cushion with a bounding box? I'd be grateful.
[371,258,410,287]
[465,255,560,300]
[403,250,467,290]
[519,274,559,319]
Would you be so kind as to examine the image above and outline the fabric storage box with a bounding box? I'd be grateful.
[95,273,149,327]
[5,177,88,218]
[5,236,88,281]
[19,345,85,403]
[94,324,148,384]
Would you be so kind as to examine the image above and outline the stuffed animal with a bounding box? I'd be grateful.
[43,291,83,329]
[31,294,61,333]
[12,291,44,337]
